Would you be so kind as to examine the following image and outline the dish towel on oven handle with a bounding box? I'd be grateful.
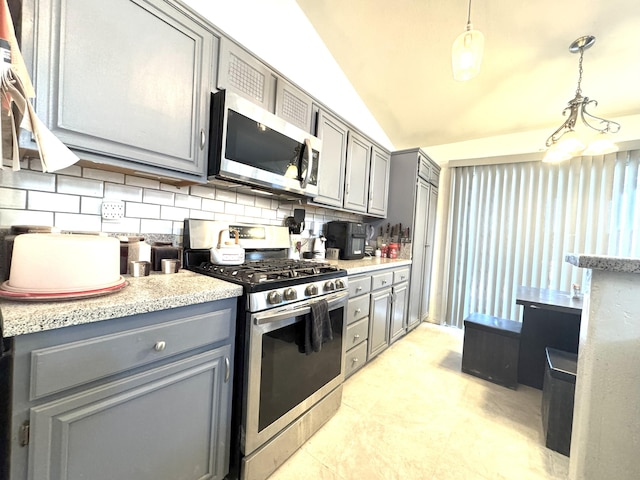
[304,298,333,354]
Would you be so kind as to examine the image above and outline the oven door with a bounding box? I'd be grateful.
[242,290,347,456]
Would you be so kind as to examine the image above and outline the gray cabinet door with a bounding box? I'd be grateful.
[314,109,348,208]
[343,131,371,213]
[25,0,215,180]
[368,146,390,217]
[28,347,231,480]
[275,79,314,132]
[390,282,408,344]
[420,186,439,322]
[408,180,430,330]
[217,38,276,111]
[368,287,391,360]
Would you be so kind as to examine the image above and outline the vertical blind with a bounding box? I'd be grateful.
[445,149,640,328]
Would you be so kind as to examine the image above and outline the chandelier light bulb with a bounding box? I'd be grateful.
[452,0,484,81]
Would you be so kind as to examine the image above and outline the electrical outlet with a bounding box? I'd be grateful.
[101,200,125,220]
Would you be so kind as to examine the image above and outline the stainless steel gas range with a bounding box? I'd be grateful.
[183,220,348,480]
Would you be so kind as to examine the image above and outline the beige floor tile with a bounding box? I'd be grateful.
[267,322,570,480]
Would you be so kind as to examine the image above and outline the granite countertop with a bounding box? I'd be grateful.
[565,254,640,274]
[327,257,412,275]
[0,270,243,338]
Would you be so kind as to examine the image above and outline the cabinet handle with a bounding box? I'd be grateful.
[352,357,359,364]
[153,341,166,352]
[353,334,360,341]
[355,308,361,314]
[381,280,387,285]
[200,129,206,150]
[356,286,363,292]
[530,304,540,309]
[224,357,230,383]
[345,183,349,195]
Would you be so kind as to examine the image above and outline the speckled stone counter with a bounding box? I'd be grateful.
[326,257,411,275]
[0,270,243,337]
[565,253,640,273]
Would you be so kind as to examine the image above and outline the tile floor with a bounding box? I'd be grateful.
[267,322,570,480]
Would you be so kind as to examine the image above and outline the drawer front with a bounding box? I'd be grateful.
[371,271,393,290]
[345,341,368,377]
[346,317,369,349]
[30,309,233,400]
[349,275,371,297]
[393,267,410,284]
[347,295,370,325]
[418,155,431,181]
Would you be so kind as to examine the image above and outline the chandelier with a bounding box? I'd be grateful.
[543,35,621,163]
[452,0,484,81]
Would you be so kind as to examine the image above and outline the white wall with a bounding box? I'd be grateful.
[182,0,394,151]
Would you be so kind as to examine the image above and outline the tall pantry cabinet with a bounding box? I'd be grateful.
[386,148,440,330]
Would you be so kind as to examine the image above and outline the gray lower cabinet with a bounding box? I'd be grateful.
[21,0,216,182]
[345,275,372,377]
[389,268,410,344]
[9,299,236,480]
[368,285,391,359]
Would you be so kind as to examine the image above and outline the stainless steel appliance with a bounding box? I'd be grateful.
[207,90,321,198]
[325,221,367,260]
[184,220,347,480]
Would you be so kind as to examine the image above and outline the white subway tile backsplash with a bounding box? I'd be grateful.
[57,176,104,197]
[55,165,82,177]
[213,213,235,222]
[202,198,225,213]
[175,194,202,210]
[126,175,160,189]
[244,205,261,217]
[261,208,277,219]
[28,191,80,213]
[188,209,215,220]
[160,183,190,194]
[104,183,143,202]
[254,196,272,209]
[236,193,255,206]
[83,168,125,184]
[80,197,103,215]
[172,221,184,236]
[126,202,161,219]
[54,213,101,232]
[225,202,245,216]
[190,185,217,199]
[215,189,236,203]
[0,169,56,191]
[101,216,140,233]
[143,188,174,206]
[140,218,173,234]
[3,156,28,170]
[160,205,190,221]
[29,158,44,171]
[0,187,26,209]
[0,208,53,228]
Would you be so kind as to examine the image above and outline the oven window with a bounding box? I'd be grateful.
[258,307,343,432]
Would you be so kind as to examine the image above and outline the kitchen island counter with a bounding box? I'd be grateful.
[0,270,243,337]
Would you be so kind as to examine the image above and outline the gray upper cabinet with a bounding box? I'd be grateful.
[343,131,371,213]
[313,108,348,208]
[217,38,276,111]
[21,0,216,182]
[368,146,390,217]
[275,79,314,132]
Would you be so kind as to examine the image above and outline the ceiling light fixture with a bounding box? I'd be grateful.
[452,0,484,81]
[543,35,621,163]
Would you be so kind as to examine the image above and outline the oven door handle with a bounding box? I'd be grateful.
[254,291,348,326]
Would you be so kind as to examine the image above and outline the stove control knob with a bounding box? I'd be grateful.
[305,284,318,296]
[284,288,297,301]
[324,280,336,292]
[334,279,346,290]
[267,291,283,305]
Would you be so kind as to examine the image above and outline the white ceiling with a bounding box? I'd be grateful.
[295,0,640,154]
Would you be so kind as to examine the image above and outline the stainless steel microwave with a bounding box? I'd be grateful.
[207,90,321,197]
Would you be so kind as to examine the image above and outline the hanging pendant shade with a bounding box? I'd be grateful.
[452,27,484,81]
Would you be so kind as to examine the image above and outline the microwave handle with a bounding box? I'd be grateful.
[300,138,313,188]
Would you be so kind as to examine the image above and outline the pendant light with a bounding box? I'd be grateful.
[543,35,621,163]
[452,0,484,81]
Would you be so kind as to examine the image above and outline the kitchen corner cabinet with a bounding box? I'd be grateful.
[21,0,216,182]
[8,299,236,480]
[386,148,440,329]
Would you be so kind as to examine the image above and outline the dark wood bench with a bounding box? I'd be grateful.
[542,347,578,457]
[462,313,522,389]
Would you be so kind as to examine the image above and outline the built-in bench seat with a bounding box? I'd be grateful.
[461,313,522,389]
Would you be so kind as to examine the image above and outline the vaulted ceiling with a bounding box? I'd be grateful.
[295,0,640,153]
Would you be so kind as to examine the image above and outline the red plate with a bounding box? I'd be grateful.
[0,278,128,302]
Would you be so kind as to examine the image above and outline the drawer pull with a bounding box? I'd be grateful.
[224,357,230,383]
[153,341,166,352]
[355,308,361,314]
[353,334,360,341]
[381,280,387,285]
[356,286,363,292]
[352,357,359,364]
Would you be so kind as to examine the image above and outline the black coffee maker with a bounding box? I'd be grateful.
[325,221,366,260]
